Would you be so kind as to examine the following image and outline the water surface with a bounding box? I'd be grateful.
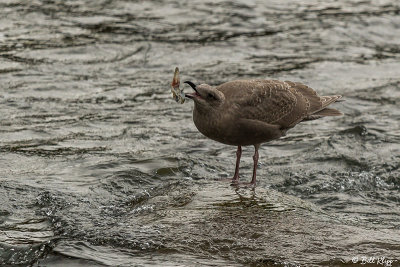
[1,0,399,266]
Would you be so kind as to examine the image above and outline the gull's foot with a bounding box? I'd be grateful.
[230,181,256,189]
[215,177,256,189]
[215,177,239,183]
[214,175,241,186]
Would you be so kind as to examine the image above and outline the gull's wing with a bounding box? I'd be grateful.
[217,80,342,129]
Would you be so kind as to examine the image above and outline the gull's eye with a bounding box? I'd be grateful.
[208,93,214,99]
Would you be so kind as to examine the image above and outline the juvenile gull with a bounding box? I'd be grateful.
[184,79,342,186]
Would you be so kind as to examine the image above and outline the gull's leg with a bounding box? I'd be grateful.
[250,144,260,185]
[231,146,242,183]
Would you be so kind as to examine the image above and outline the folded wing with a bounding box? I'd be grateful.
[217,80,342,129]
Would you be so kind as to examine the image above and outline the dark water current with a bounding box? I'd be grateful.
[1,0,400,266]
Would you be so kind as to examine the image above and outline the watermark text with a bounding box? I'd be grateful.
[351,256,397,266]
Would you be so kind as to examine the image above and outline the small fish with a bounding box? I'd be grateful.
[171,67,185,104]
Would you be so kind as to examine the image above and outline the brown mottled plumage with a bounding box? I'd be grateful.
[184,79,342,186]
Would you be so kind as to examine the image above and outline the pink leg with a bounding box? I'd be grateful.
[231,146,242,183]
[250,144,260,185]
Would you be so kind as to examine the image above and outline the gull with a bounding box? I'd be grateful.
[184,79,342,186]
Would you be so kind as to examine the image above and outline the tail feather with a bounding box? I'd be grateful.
[302,95,343,122]
[286,81,344,123]
[313,107,343,116]
[320,95,342,109]
[302,107,343,121]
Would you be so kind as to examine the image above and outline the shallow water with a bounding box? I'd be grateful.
[1,0,400,266]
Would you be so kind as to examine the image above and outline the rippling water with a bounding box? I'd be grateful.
[1,0,399,266]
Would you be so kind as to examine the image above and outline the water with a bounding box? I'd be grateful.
[1,0,399,266]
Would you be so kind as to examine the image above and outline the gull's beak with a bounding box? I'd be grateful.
[184,81,199,98]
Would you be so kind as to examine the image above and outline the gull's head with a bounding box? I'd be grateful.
[184,81,225,110]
